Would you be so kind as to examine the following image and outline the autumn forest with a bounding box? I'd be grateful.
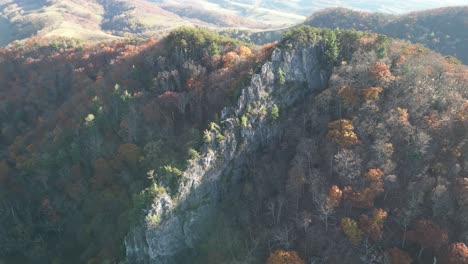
[0,4,467,264]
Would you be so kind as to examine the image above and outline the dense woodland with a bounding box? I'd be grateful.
[305,7,468,64]
[223,6,468,67]
[0,25,467,264]
[0,28,266,263]
[183,27,468,264]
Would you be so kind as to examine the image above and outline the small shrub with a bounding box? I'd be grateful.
[147,213,160,227]
[216,134,225,143]
[270,104,279,121]
[278,68,286,85]
[203,130,212,143]
[188,148,200,159]
[241,115,248,127]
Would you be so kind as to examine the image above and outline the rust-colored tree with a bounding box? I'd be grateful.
[343,186,364,208]
[266,250,304,264]
[116,143,142,167]
[369,62,391,80]
[439,242,468,264]
[338,86,360,109]
[320,185,343,230]
[406,219,448,258]
[359,208,388,241]
[343,169,384,209]
[385,248,413,264]
[327,119,360,148]
[324,185,343,210]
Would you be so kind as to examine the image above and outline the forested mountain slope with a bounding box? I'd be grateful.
[128,26,468,264]
[305,7,468,64]
[0,26,467,264]
[0,28,265,263]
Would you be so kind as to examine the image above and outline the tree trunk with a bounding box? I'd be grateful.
[418,247,424,260]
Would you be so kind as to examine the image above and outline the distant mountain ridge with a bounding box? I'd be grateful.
[0,0,467,47]
[304,6,468,64]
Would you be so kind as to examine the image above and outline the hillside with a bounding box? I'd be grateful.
[129,26,468,264]
[305,6,468,64]
[0,27,267,263]
[0,25,467,263]
[1,0,467,47]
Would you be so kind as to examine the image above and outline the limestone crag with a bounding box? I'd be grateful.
[125,44,327,263]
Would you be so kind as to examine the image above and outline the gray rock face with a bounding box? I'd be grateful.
[125,44,327,263]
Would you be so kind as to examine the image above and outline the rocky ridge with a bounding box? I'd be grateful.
[125,43,328,263]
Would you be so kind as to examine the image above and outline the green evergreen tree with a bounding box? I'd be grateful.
[324,30,339,66]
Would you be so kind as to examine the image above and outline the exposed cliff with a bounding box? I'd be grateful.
[125,44,328,263]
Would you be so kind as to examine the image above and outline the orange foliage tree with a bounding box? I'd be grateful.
[369,62,391,80]
[222,51,240,68]
[266,250,304,264]
[320,185,343,230]
[343,169,384,209]
[439,242,468,264]
[324,185,343,210]
[327,119,360,148]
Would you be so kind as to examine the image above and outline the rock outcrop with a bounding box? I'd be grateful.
[125,44,327,263]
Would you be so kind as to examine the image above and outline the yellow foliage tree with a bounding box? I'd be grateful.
[362,87,383,101]
[327,119,360,148]
[266,250,304,264]
[397,107,410,126]
[341,217,363,245]
[238,46,253,58]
